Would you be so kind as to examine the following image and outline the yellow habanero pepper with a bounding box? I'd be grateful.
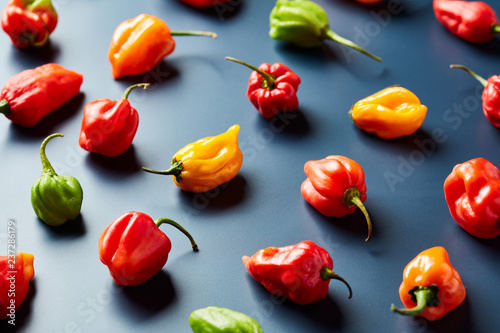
[142,125,243,193]
[349,86,427,139]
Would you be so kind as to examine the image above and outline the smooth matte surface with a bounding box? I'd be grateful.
[1,0,499,332]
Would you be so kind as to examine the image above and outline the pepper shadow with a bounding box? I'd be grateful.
[114,271,176,321]
[470,233,500,254]
[85,145,141,176]
[175,0,245,20]
[0,279,37,332]
[115,61,180,87]
[7,93,85,142]
[8,39,61,70]
[36,214,86,239]
[418,298,472,333]
[255,109,312,138]
[178,174,247,212]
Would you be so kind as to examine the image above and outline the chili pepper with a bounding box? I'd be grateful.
[109,13,218,79]
[391,246,466,321]
[180,0,231,8]
[349,86,428,139]
[79,83,149,157]
[242,240,352,305]
[189,306,263,333]
[433,0,500,43]
[0,252,35,320]
[225,57,301,118]
[443,157,500,239]
[450,64,500,128]
[0,63,83,127]
[142,124,243,193]
[31,134,83,226]
[269,0,381,62]
[98,211,198,286]
[301,155,372,241]
[1,0,57,48]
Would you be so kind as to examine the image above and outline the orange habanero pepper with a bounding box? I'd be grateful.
[391,246,466,321]
[108,14,217,79]
[349,86,427,139]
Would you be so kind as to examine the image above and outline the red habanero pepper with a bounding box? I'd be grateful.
[98,211,198,286]
[180,0,231,8]
[450,64,500,128]
[109,14,217,79]
[444,158,500,239]
[1,0,57,48]
[225,57,301,118]
[301,155,372,241]
[79,83,149,157]
[0,63,83,127]
[1,252,35,320]
[433,0,500,43]
[242,240,352,305]
[391,246,466,321]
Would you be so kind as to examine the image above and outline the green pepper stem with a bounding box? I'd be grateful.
[391,286,439,316]
[0,99,10,116]
[28,0,54,10]
[450,64,488,87]
[325,29,382,63]
[122,83,150,100]
[342,186,372,242]
[320,267,352,299]
[142,160,184,183]
[170,31,218,39]
[40,133,63,176]
[225,56,276,90]
[492,24,500,35]
[155,218,199,251]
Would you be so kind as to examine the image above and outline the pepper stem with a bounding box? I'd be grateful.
[342,186,372,242]
[122,83,150,100]
[0,99,10,116]
[142,160,184,183]
[391,285,440,316]
[225,56,277,90]
[170,31,218,39]
[155,218,199,251]
[40,133,63,176]
[492,24,500,35]
[320,267,352,299]
[325,29,382,62]
[450,64,488,87]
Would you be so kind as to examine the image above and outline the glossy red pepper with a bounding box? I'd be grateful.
[450,64,500,128]
[79,83,149,157]
[242,240,352,305]
[180,0,231,8]
[301,155,372,241]
[1,0,57,48]
[1,252,35,320]
[433,0,500,43]
[0,63,83,127]
[444,157,500,239]
[225,57,301,118]
[98,211,198,286]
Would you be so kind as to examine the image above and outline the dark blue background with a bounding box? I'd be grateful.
[1,0,499,332]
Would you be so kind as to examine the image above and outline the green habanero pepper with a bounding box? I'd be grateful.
[269,0,381,62]
[189,306,263,333]
[31,133,83,226]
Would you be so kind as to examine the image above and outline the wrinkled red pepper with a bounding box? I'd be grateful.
[301,155,372,241]
[0,63,83,127]
[242,240,352,305]
[98,211,198,286]
[1,252,35,320]
[180,0,231,8]
[225,57,301,118]
[1,0,57,48]
[444,157,500,239]
[450,64,500,128]
[79,83,149,157]
[433,0,500,43]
